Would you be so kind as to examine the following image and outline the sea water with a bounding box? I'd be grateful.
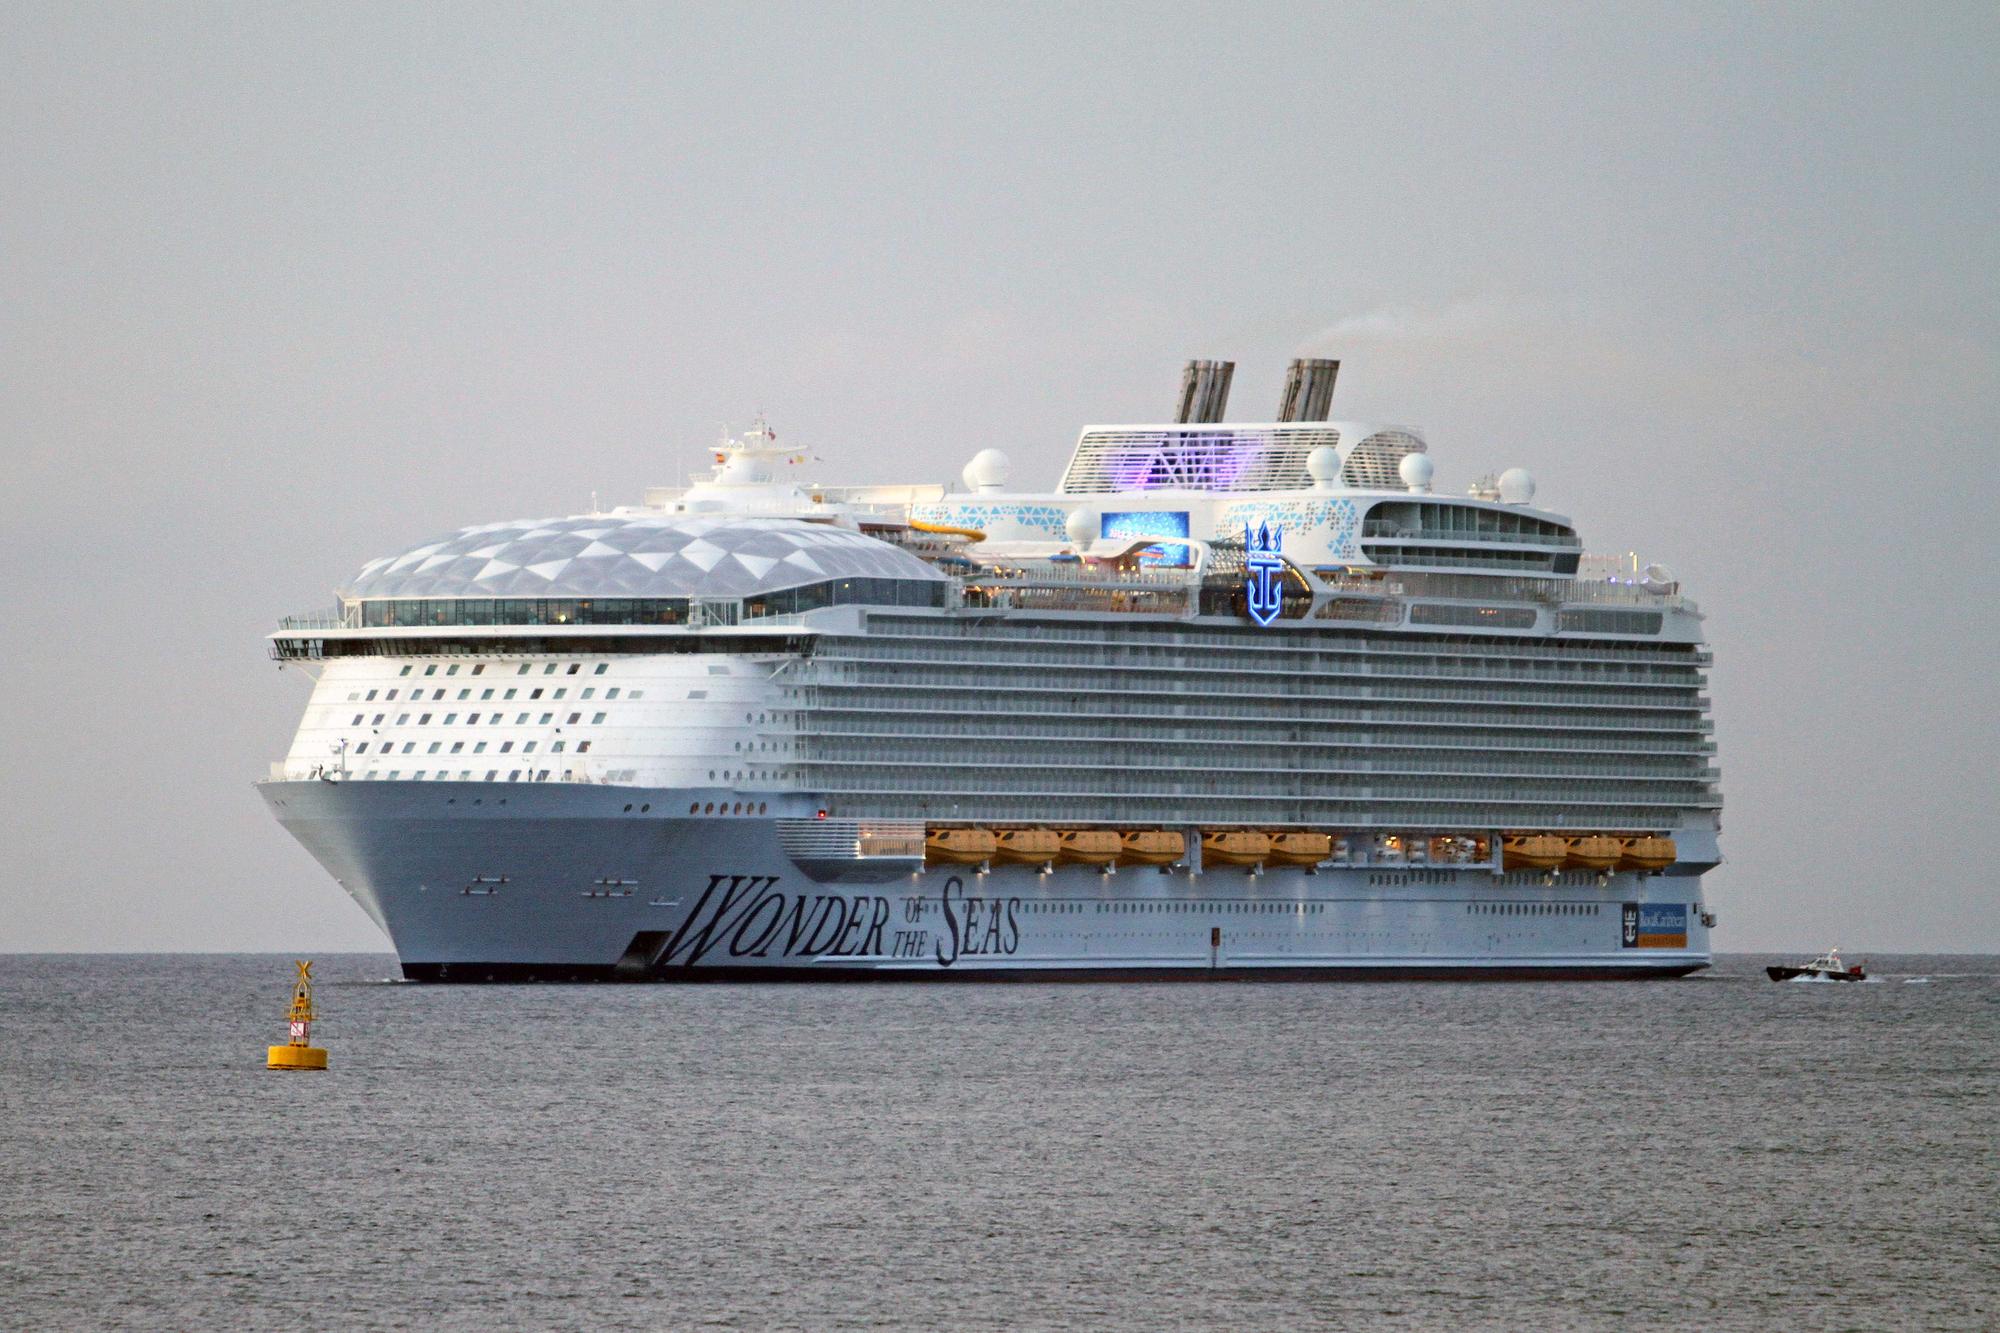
[1,954,1994,1329]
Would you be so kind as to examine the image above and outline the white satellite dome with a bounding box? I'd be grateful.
[1497,467,1537,505]
[1305,445,1341,489]
[1641,562,1678,593]
[962,449,1011,493]
[1063,508,1098,547]
[1398,453,1435,493]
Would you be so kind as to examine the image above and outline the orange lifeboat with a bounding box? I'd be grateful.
[1501,834,1568,871]
[926,828,996,865]
[1266,832,1333,866]
[1057,830,1122,866]
[1118,830,1186,867]
[1203,831,1272,867]
[993,829,1061,865]
[1565,836,1625,871]
[1618,836,1677,873]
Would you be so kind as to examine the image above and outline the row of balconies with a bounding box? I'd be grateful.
[797,717,1718,755]
[838,624,1712,670]
[803,695,1714,735]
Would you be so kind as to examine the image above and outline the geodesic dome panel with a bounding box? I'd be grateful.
[344,515,945,601]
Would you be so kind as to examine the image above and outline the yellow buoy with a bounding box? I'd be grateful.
[266,959,328,1070]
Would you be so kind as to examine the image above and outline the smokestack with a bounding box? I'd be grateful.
[1277,358,1339,422]
[1174,359,1234,423]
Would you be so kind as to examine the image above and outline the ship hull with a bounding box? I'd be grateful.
[263,780,1713,982]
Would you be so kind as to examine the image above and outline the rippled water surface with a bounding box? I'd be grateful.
[2,954,1996,1330]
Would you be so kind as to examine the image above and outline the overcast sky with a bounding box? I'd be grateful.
[2,2,1994,953]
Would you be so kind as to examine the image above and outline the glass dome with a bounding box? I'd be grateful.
[345,515,946,601]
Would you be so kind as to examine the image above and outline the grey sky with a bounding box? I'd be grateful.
[2,3,1994,952]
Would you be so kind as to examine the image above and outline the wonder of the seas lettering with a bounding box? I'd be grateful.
[932,876,1022,968]
[658,875,1024,968]
[657,875,898,967]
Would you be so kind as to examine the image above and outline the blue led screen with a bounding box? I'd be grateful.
[1099,510,1192,566]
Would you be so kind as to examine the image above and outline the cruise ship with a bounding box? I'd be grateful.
[261,358,1720,980]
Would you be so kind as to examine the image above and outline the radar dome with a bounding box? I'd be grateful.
[1398,453,1435,492]
[1305,445,1341,488]
[962,449,1011,492]
[1063,508,1098,547]
[1497,467,1536,505]
[1641,562,1677,593]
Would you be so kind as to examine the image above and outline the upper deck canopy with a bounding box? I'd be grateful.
[345,514,946,601]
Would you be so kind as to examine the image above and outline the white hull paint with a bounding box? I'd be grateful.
[264,781,1710,981]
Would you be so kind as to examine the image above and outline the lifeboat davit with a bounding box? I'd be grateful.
[925,828,996,865]
[1118,830,1186,867]
[1427,835,1487,865]
[1266,832,1333,866]
[1202,831,1272,867]
[1501,834,1568,871]
[1565,836,1625,871]
[1057,830,1122,865]
[1618,836,1677,872]
[993,829,1061,865]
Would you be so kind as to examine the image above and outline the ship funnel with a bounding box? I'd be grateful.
[1174,360,1235,423]
[1277,358,1339,422]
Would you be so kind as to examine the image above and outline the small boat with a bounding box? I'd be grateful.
[1766,948,1867,983]
[992,828,1061,865]
[1501,834,1568,871]
[1266,832,1333,866]
[1564,835,1625,871]
[1118,830,1185,867]
[1202,830,1272,866]
[925,828,997,865]
[1057,829,1122,866]
[1618,835,1677,872]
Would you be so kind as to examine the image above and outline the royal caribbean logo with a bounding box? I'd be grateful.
[1622,902,1689,949]
[1245,521,1285,626]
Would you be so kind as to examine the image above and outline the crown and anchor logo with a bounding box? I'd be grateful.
[1244,521,1285,627]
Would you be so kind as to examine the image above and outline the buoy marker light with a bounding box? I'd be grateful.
[266,959,328,1070]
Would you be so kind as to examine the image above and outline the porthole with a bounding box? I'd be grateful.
[641,804,650,812]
